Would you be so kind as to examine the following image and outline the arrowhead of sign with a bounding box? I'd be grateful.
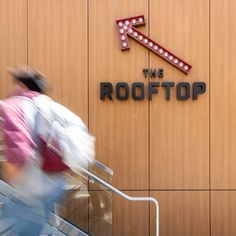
[116,15,192,74]
[116,15,145,50]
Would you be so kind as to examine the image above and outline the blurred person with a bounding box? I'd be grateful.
[0,67,67,235]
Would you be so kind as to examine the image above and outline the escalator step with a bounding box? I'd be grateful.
[0,181,90,236]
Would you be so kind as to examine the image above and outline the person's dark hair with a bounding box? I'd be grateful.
[7,66,49,94]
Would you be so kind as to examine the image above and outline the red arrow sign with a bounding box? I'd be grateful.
[116,15,192,74]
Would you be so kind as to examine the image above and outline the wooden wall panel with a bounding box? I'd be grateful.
[151,191,209,236]
[211,191,236,236]
[58,191,89,232]
[150,0,209,189]
[89,190,112,236]
[211,0,236,189]
[113,191,149,236]
[0,0,27,99]
[28,0,88,123]
[89,0,149,189]
[3,0,236,235]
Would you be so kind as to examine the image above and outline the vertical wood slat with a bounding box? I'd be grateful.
[211,0,236,235]
[211,0,236,189]
[28,0,88,123]
[150,0,209,189]
[58,191,89,232]
[0,0,27,99]
[113,191,149,236]
[89,190,112,236]
[211,191,236,236]
[28,0,90,232]
[89,0,149,189]
[151,191,210,236]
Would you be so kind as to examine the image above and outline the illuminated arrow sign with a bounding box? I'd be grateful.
[116,15,192,74]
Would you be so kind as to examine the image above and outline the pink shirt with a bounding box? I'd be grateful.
[0,91,40,166]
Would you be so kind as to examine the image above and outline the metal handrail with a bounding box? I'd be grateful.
[72,166,159,236]
[92,159,114,176]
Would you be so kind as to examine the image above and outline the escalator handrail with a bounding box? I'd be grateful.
[91,159,114,176]
[72,166,159,236]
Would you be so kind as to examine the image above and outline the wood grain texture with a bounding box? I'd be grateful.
[113,191,149,236]
[150,0,209,189]
[28,0,88,123]
[211,191,236,236]
[89,0,149,189]
[151,191,209,236]
[0,0,27,99]
[3,0,236,235]
[89,190,112,236]
[211,0,236,189]
[58,191,89,232]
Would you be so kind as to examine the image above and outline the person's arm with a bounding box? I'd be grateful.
[0,101,36,167]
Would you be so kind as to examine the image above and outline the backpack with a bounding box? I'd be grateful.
[29,95,95,172]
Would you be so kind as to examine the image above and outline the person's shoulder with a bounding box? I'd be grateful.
[3,96,25,107]
[1,96,30,117]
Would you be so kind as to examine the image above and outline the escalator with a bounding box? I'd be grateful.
[0,160,159,236]
[0,160,113,236]
[0,180,89,236]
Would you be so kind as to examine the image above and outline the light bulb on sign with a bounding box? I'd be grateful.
[121,35,126,41]
[138,17,143,23]
[118,22,123,27]
[138,35,143,41]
